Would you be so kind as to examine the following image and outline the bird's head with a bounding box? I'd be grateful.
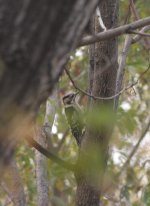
[63,92,79,106]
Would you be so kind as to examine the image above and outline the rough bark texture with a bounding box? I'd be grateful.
[0,0,100,167]
[76,1,118,205]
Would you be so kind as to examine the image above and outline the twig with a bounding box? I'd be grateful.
[129,0,150,49]
[114,37,150,110]
[65,65,150,101]
[132,25,150,44]
[104,113,150,194]
[128,30,150,37]
[27,136,75,172]
[114,35,133,110]
[119,116,150,175]
[114,5,150,109]
[129,0,140,20]
[114,3,133,109]
[79,17,150,47]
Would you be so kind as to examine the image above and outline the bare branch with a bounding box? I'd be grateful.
[114,26,150,110]
[104,113,150,194]
[132,25,150,44]
[129,0,140,20]
[129,0,150,49]
[119,116,150,175]
[65,65,150,101]
[114,35,132,110]
[128,30,150,37]
[79,17,150,46]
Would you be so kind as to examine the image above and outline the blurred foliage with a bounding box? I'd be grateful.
[0,1,150,205]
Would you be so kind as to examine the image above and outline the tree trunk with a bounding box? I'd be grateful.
[5,159,26,206]
[0,0,99,168]
[35,90,57,206]
[76,1,118,205]
[35,128,50,206]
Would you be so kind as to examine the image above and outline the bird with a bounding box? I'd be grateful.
[62,92,84,145]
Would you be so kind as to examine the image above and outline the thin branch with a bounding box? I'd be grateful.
[114,3,132,110]
[115,42,150,109]
[129,0,150,49]
[27,136,75,172]
[114,35,132,110]
[65,65,150,101]
[79,17,150,47]
[129,0,140,20]
[114,7,150,109]
[104,113,150,194]
[119,116,150,175]
[132,25,150,44]
[128,30,150,37]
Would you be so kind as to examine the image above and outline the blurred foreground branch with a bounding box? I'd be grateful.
[27,137,75,172]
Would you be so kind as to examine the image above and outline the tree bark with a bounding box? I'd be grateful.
[76,1,118,205]
[0,0,100,168]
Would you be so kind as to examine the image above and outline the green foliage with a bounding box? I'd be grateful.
[87,106,115,130]
[142,184,150,205]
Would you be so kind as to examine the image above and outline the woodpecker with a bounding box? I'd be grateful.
[63,92,84,145]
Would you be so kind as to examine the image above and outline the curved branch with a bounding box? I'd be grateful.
[65,65,150,101]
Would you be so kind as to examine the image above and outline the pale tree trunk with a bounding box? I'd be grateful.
[35,89,57,206]
[4,159,26,206]
[0,0,100,169]
[35,128,49,206]
[76,1,118,205]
